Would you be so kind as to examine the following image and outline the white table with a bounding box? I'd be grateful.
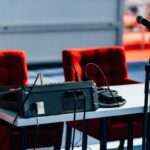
[0,83,146,150]
[0,83,145,127]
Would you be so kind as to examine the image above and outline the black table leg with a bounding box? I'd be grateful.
[142,106,149,150]
[82,120,88,150]
[20,127,27,150]
[118,139,125,150]
[146,120,150,150]
[54,144,62,150]
[143,64,150,150]
[127,118,133,150]
[100,118,107,150]
[82,132,87,150]
[65,124,72,150]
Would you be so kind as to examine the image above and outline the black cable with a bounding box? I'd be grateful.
[12,73,41,125]
[71,64,89,149]
[71,91,77,150]
[34,107,39,150]
[82,93,88,148]
[28,100,39,150]
[84,62,126,150]
[85,62,117,104]
[36,113,39,148]
[10,73,41,150]
[142,64,150,150]
[71,92,88,149]
[85,63,115,150]
[34,73,43,150]
[70,64,80,150]
[71,65,92,149]
[72,64,85,149]
[71,62,116,149]
[85,63,109,90]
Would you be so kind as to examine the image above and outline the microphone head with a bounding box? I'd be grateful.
[136,16,143,23]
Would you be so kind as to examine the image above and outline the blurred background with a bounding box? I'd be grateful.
[0,0,149,82]
[0,1,149,149]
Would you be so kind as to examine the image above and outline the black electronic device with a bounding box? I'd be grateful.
[0,80,98,118]
[136,16,150,29]
[142,63,150,150]
[0,87,22,110]
[84,63,126,108]
[97,88,126,107]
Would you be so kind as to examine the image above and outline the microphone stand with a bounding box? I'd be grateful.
[142,63,150,150]
[137,15,150,150]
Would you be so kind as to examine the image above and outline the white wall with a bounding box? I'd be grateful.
[0,0,124,63]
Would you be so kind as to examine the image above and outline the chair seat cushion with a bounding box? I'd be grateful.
[0,125,11,150]
[1,123,63,149]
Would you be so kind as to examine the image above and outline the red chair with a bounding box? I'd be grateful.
[0,50,28,86]
[63,46,142,150]
[0,50,28,150]
[0,50,63,150]
[123,32,150,50]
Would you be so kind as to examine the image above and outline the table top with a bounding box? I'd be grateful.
[0,83,145,127]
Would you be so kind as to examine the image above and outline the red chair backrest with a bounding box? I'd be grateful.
[63,46,129,86]
[0,50,28,86]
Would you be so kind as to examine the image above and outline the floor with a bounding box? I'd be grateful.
[27,140,142,150]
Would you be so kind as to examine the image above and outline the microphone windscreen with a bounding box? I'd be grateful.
[136,16,143,23]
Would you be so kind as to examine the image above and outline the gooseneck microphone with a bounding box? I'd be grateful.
[136,16,150,29]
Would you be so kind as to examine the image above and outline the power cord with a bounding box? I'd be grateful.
[71,92,87,150]
[35,112,39,150]
[85,63,110,90]
[33,73,43,150]
[70,64,80,150]
[71,64,90,149]
[74,93,92,150]
[12,73,42,150]
[71,92,77,150]
[32,102,39,150]
[12,73,41,125]
[85,62,118,105]
[71,62,117,149]
[82,93,88,149]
